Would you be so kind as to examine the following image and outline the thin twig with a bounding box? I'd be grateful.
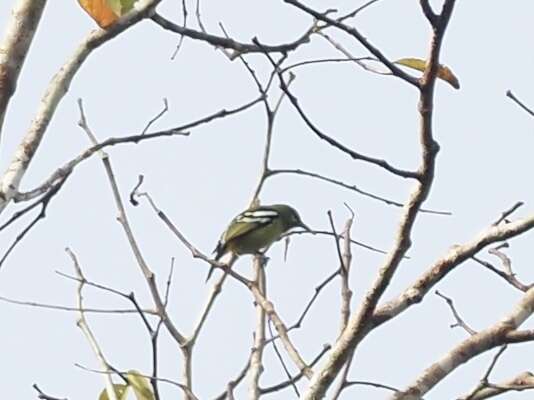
[435,290,477,335]
[67,248,118,400]
[506,90,534,118]
[0,174,68,269]
[260,344,331,394]
[267,319,300,397]
[492,201,524,226]
[268,168,451,215]
[141,98,169,135]
[75,364,199,399]
[32,384,68,400]
[0,295,154,314]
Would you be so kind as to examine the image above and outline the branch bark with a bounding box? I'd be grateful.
[392,287,534,399]
[299,2,456,397]
[0,0,47,140]
[0,0,162,214]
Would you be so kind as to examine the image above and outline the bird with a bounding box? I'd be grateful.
[205,204,310,281]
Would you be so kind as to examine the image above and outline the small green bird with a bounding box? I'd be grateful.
[206,204,310,281]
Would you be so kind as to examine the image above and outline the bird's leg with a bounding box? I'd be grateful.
[255,252,270,269]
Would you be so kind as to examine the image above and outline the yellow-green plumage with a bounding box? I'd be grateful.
[206,204,309,281]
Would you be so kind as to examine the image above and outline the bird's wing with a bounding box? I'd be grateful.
[214,207,280,255]
[225,207,279,241]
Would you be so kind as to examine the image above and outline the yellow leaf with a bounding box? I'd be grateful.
[127,370,155,400]
[78,0,119,28]
[98,384,129,400]
[395,57,460,89]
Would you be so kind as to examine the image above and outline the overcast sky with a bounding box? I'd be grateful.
[1,1,534,399]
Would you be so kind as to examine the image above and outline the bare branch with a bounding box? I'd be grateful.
[75,364,200,400]
[331,211,355,400]
[268,168,451,215]
[264,57,419,179]
[249,257,267,400]
[301,1,457,396]
[284,268,339,335]
[337,0,383,21]
[488,245,513,276]
[266,319,300,397]
[375,211,534,327]
[419,0,438,26]
[260,345,331,395]
[284,229,390,256]
[283,0,419,86]
[0,294,154,314]
[392,286,534,399]
[492,201,524,226]
[188,272,229,345]
[141,98,169,135]
[472,243,532,292]
[170,0,188,60]
[135,188,248,285]
[0,0,162,214]
[506,90,534,118]
[67,248,118,400]
[151,13,312,59]
[250,284,313,379]
[16,95,261,204]
[212,354,251,400]
[473,256,531,292]
[0,0,47,140]
[32,384,67,400]
[435,290,477,335]
[0,173,68,268]
[76,101,187,346]
[460,371,534,400]
[344,380,400,393]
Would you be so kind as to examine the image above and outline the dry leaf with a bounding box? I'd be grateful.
[395,57,460,89]
[78,0,119,28]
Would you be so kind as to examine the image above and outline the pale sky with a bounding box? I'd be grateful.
[1,1,534,399]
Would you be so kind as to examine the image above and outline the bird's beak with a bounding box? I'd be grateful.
[299,222,312,232]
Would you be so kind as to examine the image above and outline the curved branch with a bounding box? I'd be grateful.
[151,13,312,58]
[0,0,47,140]
[392,287,534,399]
[0,0,162,214]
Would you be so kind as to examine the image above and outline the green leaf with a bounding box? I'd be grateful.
[395,57,460,89]
[98,384,129,400]
[127,370,155,400]
[107,0,137,15]
[119,0,137,13]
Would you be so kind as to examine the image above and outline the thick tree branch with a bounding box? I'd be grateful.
[0,0,162,214]
[392,286,534,399]
[460,371,534,400]
[0,0,47,141]
[300,1,456,397]
[374,212,534,325]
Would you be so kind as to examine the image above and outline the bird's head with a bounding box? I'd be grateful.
[272,204,311,232]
